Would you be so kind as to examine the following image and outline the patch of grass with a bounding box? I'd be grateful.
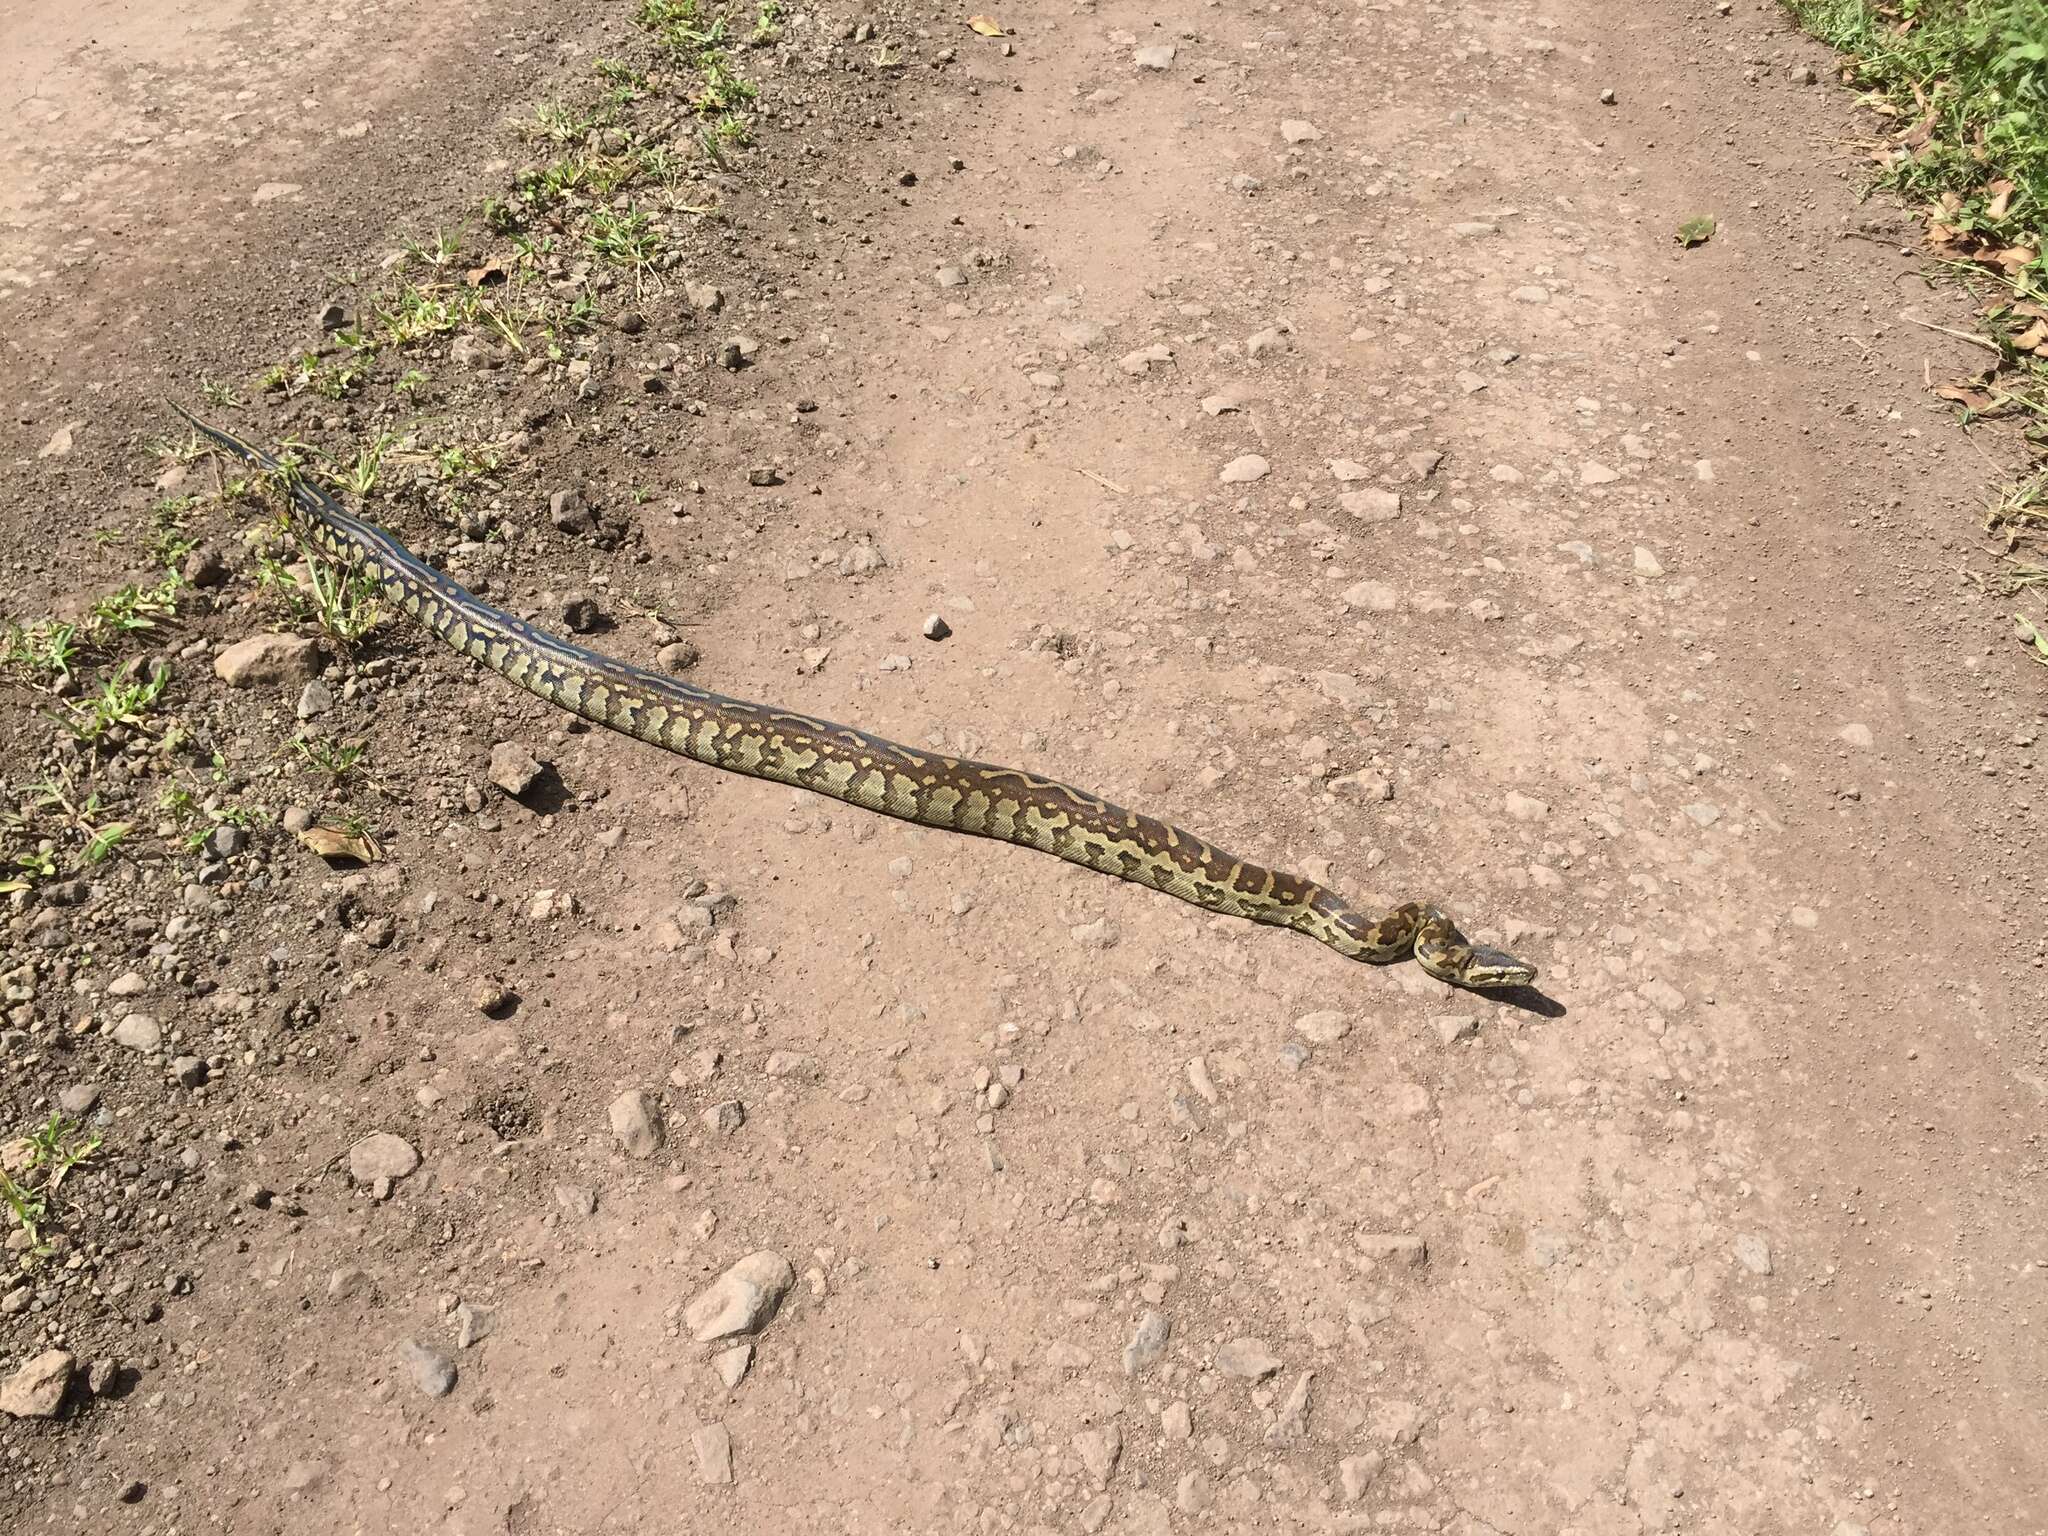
[150,497,202,572]
[294,733,367,782]
[256,536,383,651]
[586,206,666,273]
[1792,1,2048,667]
[1791,1,2048,260]
[2,573,180,690]
[0,1114,103,1261]
[57,665,172,745]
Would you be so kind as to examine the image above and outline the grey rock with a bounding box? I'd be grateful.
[57,1085,100,1116]
[1134,43,1175,70]
[555,1183,598,1217]
[1339,1452,1384,1502]
[702,1099,746,1134]
[1218,454,1269,484]
[111,1013,162,1053]
[684,1250,795,1341]
[1371,1398,1427,1445]
[1075,1422,1122,1485]
[609,1089,666,1157]
[0,1349,73,1418]
[1735,1233,1773,1275]
[1359,1232,1429,1268]
[294,679,333,719]
[657,640,701,673]
[693,1421,734,1484]
[454,1301,494,1348]
[186,544,233,587]
[548,487,596,534]
[560,593,604,633]
[214,633,324,687]
[1122,1309,1170,1375]
[170,1055,208,1088]
[921,613,951,641]
[348,1132,420,1185]
[935,265,967,288]
[395,1339,456,1397]
[1341,579,1399,612]
[1293,1010,1351,1044]
[712,1343,753,1388]
[205,824,248,859]
[1432,1015,1480,1046]
[1214,1337,1281,1382]
[685,280,725,314]
[281,1460,328,1493]
[327,1267,373,1301]
[316,299,353,332]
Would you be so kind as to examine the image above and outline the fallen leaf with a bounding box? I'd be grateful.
[298,821,382,863]
[465,260,507,288]
[967,14,1004,34]
[1991,244,2037,274]
[2013,319,2048,353]
[1675,215,1717,248]
[1934,383,1999,412]
[1987,179,2016,220]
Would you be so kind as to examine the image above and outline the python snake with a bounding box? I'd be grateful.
[175,406,1536,991]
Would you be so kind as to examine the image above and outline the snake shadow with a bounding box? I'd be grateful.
[1487,983,1565,1019]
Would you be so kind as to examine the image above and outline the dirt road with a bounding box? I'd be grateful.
[3,0,2042,1531]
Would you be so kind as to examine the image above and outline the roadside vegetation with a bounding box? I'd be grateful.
[0,0,782,902]
[1787,0,2048,663]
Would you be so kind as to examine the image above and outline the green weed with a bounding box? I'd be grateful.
[0,1114,103,1259]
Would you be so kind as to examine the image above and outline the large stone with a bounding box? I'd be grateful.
[487,741,544,797]
[684,1251,795,1341]
[347,1132,420,1184]
[609,1089,666,1157]
[0,1350,73,1418]
[214,634,324,687]
[1214,1337,1281,1382]
[395,1339,455,1397]
[111,1013,161,1053]
[693,1421,733,1484]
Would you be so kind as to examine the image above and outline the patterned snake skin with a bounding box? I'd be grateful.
[176,406,1536,991]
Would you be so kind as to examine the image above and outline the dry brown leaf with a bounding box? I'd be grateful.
[1987,179,2016,220]
[2011,301,2048,321]
[465,260,507,289]
[298,821,382,863]
[967,14,1004,35]
[1934,383,1999,412]
[1993,245,2039,274]
[2014,319,2048,353]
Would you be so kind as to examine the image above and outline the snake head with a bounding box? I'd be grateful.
[1458,944,1537,990]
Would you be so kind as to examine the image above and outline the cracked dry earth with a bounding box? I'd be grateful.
[3,0,2047,1533]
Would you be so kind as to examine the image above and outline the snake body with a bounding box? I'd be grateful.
[177,407,1535,991]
